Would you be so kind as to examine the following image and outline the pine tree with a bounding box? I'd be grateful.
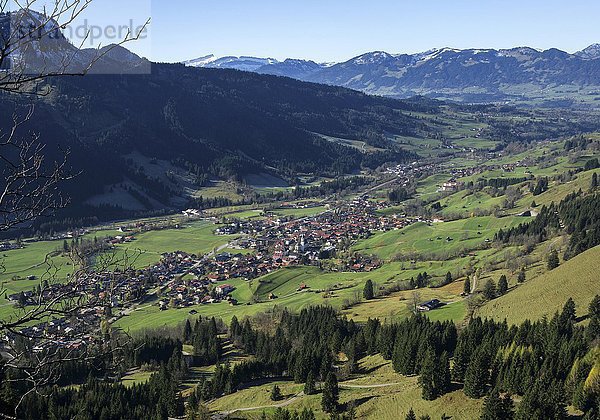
[559,298,576,330]
[405,408,417,420]
[452,341,469,382]
[435,352,451,397]
[498,275,508,296]
[591,172,598,190]
[463,277,471,295]
[445,272,453,285]
[299,408,316,420]
[183,319,192,343]
[547,249,560,270]
[464,351,489,398]
[483,279,497,300]
[304,371,316,395]
[270,384,282,401]
[419,348,437,400]
[517,269,526,283]
[586,295,600,341]
[321,372,339,413]
[363,279,374,300]
[481,389,515,420]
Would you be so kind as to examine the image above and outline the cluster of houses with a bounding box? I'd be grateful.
[119,197,421,312]
[6,192,433,350]
[5,306,105,353]
[0,242,22,252]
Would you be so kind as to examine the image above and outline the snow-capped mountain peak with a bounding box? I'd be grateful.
[181,55,279,72]
[351,51,394,65]
[183,54,219,67]
[576,43,600,60]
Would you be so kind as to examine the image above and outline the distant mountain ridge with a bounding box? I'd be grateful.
[0,9,149,74]
[184,45,600,106]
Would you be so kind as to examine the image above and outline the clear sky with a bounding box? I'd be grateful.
[22,0,600,63]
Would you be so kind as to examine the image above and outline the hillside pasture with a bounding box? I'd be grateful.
[477,245,600,324]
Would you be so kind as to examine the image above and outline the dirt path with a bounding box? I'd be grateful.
[211,380,403,418]
[339,381,402,389]
[213,391,304,419]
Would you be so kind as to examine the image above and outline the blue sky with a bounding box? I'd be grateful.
[25,0,600,62]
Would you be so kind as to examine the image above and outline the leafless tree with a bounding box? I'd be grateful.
[0,1,149,417]
[1,248,143,416]
[407,290,421,314]
[1,0,150,93]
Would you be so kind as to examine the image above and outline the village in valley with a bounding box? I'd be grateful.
[5,190,434,352]
[1,143,559,354]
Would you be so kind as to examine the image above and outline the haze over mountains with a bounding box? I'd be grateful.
[184,45,600,106]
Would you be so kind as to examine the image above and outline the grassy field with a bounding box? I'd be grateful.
[115,258,473,332]
[121,369,156,388]
[206,354,483,419]
[0,241,72,294]
[352,216,528,261]
[437,189,506,216]
[0,220,236,322]
[477,245,600,324]
[97,220,237,269]
[341,282,466,324]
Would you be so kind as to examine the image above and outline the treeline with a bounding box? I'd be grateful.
[18,353,187,420]
[378,300,600,418]
[4,297,600,419]
[564,136,597,151]
[293,176,372,198]
[4,317,223,419]
[479,176,529,189]
[496,191,600,260]
[186,306,363,413]
[388,187,412,203]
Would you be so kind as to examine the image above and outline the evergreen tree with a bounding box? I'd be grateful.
[419,348,437,400]
[591,173,598,191]
[517,269,526,283]
[463,277,471,295]
[547,249,560,270]
[321,372,339,413]
[464,350,489,398]
[405,408,417,420]
[363,279,374,300]
[586,295,600,341]
[435,352,451,397]
[483,279,497,301]
[299,408,316,420]
[183,319,192,343]
[304,371,316,395]
[270,385,282,401]
[498,275,508,296]
[445,272,453,285]
[481,389,514,420]
[559,298,576,330]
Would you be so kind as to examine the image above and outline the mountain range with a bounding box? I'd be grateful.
[2,10,599,226]
[184,45,600,106]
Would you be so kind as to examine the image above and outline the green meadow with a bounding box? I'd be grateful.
[352,216,529,261]
[206,354,483,419]
[477,245,600,325]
